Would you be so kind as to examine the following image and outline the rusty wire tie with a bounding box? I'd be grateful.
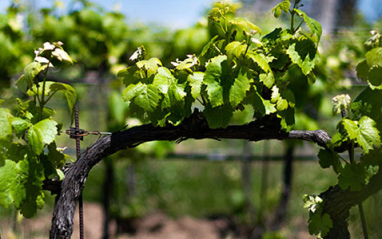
[61,127,112,140]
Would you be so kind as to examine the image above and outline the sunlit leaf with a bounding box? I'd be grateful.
[52,48,74,63]
[133,84,161,112]
[225,41,247,65]
[204,55,228,107]
[271,0,291,18]
[365,47,382,68]
[16,62,47,93]
[27,119,58,155]
[0,159,28,208]
[12,117,32,138]
[152,67,174,94]
[340,116,380,153]
[0,108,12,140]
[188,72,204,99]
[229,67,251,107]
[287,43,318,75]
[259,73,274,89]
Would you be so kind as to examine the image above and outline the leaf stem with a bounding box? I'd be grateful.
[45,91,57,103]
[290,0,302,33]
[39,59,52,120]
[295,20,304,32]
[212,43,223,55]
[290,10,295,33]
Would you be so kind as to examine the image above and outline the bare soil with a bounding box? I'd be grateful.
[1,202,313,239]
[1,202,246,239]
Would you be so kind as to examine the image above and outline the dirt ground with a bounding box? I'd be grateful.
[1,202,244,239]
[1,202,312,239]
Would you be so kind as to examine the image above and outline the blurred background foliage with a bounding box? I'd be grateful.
[1,0,382,238]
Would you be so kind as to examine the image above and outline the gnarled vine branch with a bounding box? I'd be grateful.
[47,111,378,238]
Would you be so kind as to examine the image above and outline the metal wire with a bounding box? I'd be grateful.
[74,105,84,239]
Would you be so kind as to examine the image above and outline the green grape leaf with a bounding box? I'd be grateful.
[287,43,318,75]
[118,65,145,85]
[245,88,276,116]
[27,128,44,155]
[27,119,58,155]
[259,73,275,89]
[248,52,272,73]
[20,191,45,218]
[0,159,28,208]
[204,55,228,107]
[41,154,58,180]
[225,41,247,65]
[137,58,162,79]
[252,95,277,116]
[338,163,366,191]
[52,48,74,63]
[340,119,358,140]
[365,165,379,184]
[295,9,322,43]
[229,67,251,107]
[365,47,382,68]
[172,55,199,71]
[0,108,13,140]
[271,0,291,18]
[277,98,288,111]
[27,82,54,97]
[15,75,29,94]
[47,142,66,169]
[133,84,161,113]
[263,100,277,115]
[357,116,381,153]
[308,213,333,238]
[161,82,187,110]
[188,72,204,99]
[367,66,382,90]
[354,86,382,123]
[12,117,32,138]
[278,107,295,132]
[228,18,261,41]
[317,148,341,174]
[6,143,28,163]
[123,82,146,102]
[49,83,77,116]
[230,18,261,35]
[356,60,369,81]
[20,160,45,218]
[203,104,234,129]
[271,86,291,111]
[152,67,175,94]
[56,169,65,181]
[16,62,47,93]
[340,117,380,153]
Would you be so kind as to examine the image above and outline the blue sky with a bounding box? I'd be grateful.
[0,0,216,29]
[0,0,381,29]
